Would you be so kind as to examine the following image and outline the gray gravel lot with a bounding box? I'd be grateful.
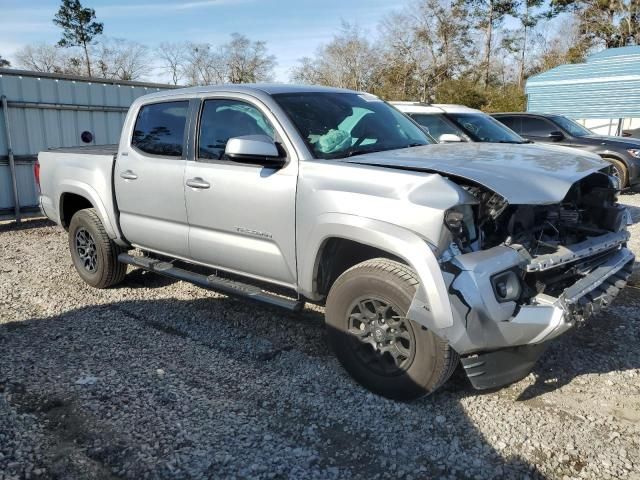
[2,195,640,480]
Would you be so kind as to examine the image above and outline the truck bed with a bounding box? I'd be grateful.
[47,145,118,156]
[38,145,121,240]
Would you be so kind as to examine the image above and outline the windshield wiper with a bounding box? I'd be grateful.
[340,143,428,158]
[345,148,380,157]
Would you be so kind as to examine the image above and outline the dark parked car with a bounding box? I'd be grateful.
[493,112,640,188]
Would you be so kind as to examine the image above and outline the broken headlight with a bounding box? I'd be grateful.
[444,206,477,252]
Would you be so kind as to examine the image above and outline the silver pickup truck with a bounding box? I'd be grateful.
[38,84,634,400]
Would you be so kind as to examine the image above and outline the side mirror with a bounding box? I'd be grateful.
[548,131,565,142]
[439,133,463,143]
[225,135,286,168]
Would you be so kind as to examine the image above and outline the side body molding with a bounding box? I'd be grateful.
[298,213,454,331]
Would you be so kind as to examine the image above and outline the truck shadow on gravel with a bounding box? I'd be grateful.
[0,217,55,231]
[0,296,583,479]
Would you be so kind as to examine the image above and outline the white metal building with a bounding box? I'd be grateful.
[0,69,173,221]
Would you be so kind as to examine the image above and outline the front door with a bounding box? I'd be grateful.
[184,96,298,287]
[114,100,191,258]
[519,116,563,145]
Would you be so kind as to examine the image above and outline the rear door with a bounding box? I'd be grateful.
[184,94,298,287]
[114,100,191,258]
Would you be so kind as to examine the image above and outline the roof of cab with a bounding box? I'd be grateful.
[492,112,561,117]
[390,101,481,114]
[136,83,359,102]
[391,102,444,114]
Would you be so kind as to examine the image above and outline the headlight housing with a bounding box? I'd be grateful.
[627,149,640,159]
[444,209,465,235]
[444,206,477,252]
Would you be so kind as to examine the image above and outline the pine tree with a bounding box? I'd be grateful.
[53,0,103,77]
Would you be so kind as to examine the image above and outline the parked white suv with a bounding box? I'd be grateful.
[392,102,527,144]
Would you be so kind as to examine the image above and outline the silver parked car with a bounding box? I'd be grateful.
[38,85,634,400]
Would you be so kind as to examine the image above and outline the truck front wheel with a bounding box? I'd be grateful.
[68,208,127,288]
[325,258,458,400]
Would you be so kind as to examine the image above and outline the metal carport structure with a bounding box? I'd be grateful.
[525,46,640,136]
[0,68,173,222]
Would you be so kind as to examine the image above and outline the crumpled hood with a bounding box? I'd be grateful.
[342,142,609,205]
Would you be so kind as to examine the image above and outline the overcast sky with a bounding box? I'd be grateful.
[0,0,407,82]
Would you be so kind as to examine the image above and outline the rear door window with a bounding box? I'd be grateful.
[131,101,189,157]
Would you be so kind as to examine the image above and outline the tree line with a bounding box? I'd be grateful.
[1,0,276,85]
[292,0,639,110]
[1,0,638,111]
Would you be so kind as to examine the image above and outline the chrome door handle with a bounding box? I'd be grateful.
[186,177,210,189]
[120,170,138,180]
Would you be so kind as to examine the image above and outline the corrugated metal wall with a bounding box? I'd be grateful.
[0,69,173,219]
[525,46,640,119]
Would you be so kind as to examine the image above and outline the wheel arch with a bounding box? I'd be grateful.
[598,151,627,162]
[59,192,93,229]
[298,213,454,332]
[597,152,630,168]
[57,181,118,239]
[313,237,404,298]
[598,153,630,186]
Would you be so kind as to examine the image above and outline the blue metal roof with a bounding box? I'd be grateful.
[525,46,640,118]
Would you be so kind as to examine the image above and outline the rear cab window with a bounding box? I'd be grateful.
[131,101,189,157]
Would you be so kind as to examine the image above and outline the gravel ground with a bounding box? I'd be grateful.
[1,195,640,480]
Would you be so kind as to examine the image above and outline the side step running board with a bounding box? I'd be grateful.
[118,253,305,312]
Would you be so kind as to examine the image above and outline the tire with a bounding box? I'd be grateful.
[606,158,628,188]
[325,258,458,400]
[68,208,127,288]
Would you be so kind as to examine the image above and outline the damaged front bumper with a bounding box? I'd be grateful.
[442,231,634,389]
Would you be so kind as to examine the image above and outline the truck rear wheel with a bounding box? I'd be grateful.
[68,208,127,288]
[325,258,458,400]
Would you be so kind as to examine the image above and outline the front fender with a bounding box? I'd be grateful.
[299,213,454,333]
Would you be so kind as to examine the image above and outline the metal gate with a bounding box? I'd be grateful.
[0,68,173,222]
